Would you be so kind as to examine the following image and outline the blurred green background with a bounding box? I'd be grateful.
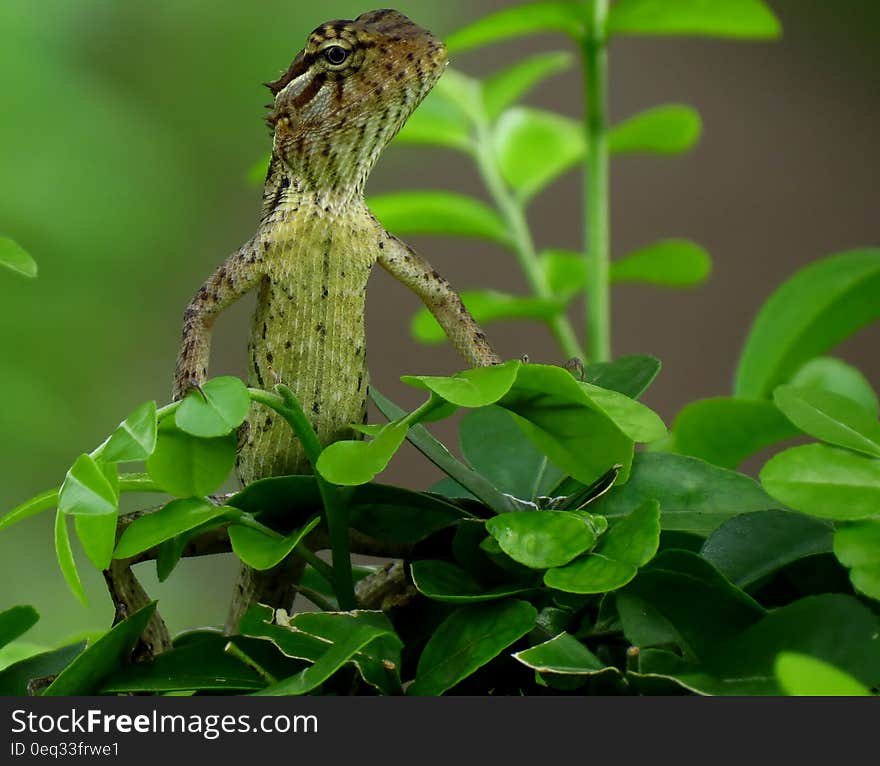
[2,0,878,645]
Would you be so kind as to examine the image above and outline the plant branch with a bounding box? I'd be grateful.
[583,0,611,362]
[473,118,585,361]
[249,386,356,610]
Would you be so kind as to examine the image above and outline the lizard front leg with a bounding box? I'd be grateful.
[376,231,502,367]
[173,237,265,399]
[102,240,264,655]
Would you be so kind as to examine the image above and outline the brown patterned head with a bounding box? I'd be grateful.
[266,9,448,194]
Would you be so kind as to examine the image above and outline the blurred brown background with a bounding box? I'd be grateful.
[0,0,877,644]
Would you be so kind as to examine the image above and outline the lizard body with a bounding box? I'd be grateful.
[173,10,500,626]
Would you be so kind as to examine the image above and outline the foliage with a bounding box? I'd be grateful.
[2,0,878,698]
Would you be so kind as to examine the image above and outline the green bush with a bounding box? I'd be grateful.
[2,0,878,697]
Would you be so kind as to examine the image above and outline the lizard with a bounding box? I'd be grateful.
[172,9,501,632]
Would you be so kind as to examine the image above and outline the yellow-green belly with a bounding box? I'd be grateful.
[236,212,376,484]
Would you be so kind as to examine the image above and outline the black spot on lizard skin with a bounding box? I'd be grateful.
[285,340,292,349]
[312,402,320,414]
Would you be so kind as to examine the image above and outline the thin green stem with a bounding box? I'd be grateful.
[118,473,165,493]
[234,513,285,539]
[583,0,611,362]
[155,401,181,423]
[224,642,278,685]
[299,586,337,612]
[529,456,549,501]
[248,386,356,611]
[295,545,335,585]
[472,122,586,361]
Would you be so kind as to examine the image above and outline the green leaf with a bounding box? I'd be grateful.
[774,385,880,458]
[487,511,598,569]
[698,595,880,694]
[226,475,321,522]
[411,290,563,344]
[367,191,511,246]
[459,406,563,500]
[316,419,409,486]
[701,511,833,588]
[402,360,521,409]
[611,239,711,286]
[834,520,880,601]
[349,492,467,544]
[411,560,532,603]
[499,364,635,487]
[115,497,233,559]
[636,595,880,695]
[513,632,613,676]
[58,453,118,516]
[370,387,519,512]
[609,106,702,155]
[252,610,402,696]
[54,510,87,605]
[0,642,52,673]
[238,605,340,659]
[620,550,765,660]
[395,90,473,152]
[579,382,667,443]
[788,357,879,415]
[42,603,157,695]
[775,652,871,696]
[671,397,799,469]
[229,517,320,571]
[0,236,37,277]
[483,51,573,120]
[542,242,710,292]
[0,489,58,533]
[608,0,781,39]
[544,500,660,593]
[735,250,880,398]
[435,68,484,124]
[100,636,267,693]
[95,400,158,463]
[761,443,880,521]
[175,376,251,438]
[0,642,85,696]
[582,355,662,399]
[0,606,39,650]
[74,513,118,570]
[446,2,585,53]
[589,452,781,535]
[540,249,586,298]
[409,599,537,695]
[146,423,237,497]
[493,107,583,201]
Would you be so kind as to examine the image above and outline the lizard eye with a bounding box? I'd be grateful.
[323,46,349,66]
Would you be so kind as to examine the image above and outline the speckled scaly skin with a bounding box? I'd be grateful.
[172,10,500,626]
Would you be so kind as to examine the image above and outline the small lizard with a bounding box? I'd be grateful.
[173,10,500,629]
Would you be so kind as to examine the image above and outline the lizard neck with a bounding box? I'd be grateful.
[259,153,367,224]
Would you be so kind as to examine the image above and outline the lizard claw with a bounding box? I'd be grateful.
[173,377,207,402]
[563,357,585,381]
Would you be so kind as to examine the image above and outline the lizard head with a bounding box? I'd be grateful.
[265,9,448,194]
